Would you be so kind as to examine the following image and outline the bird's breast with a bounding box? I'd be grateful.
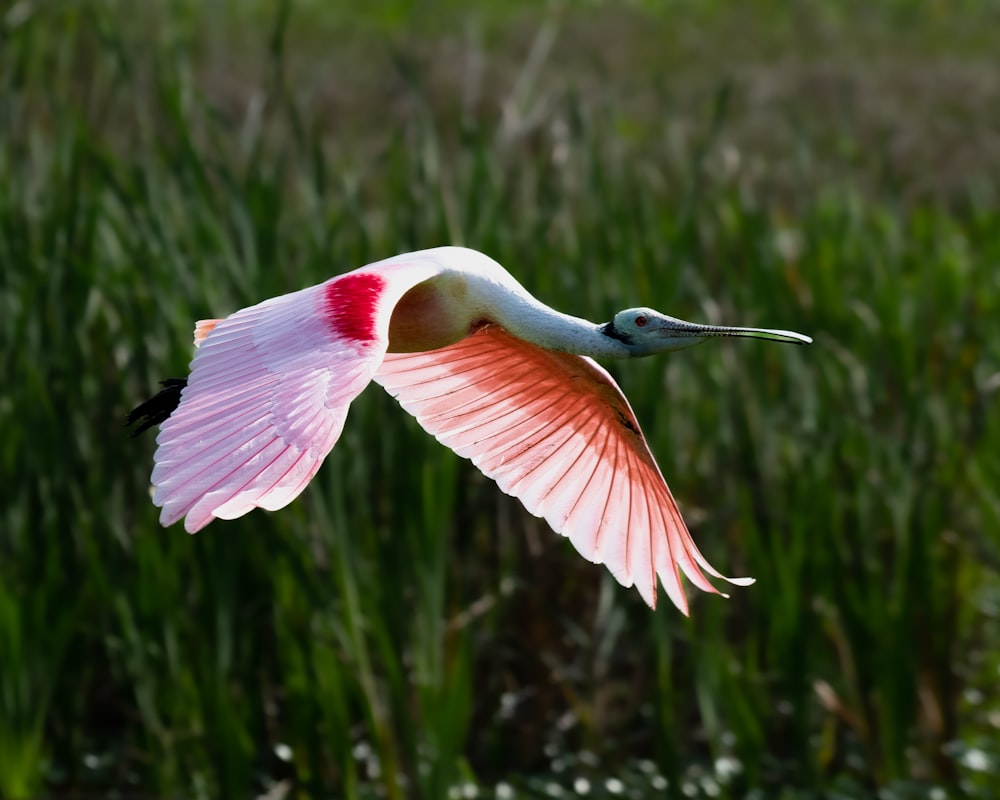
[387,277,476,353]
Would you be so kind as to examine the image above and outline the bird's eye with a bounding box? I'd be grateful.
[635,315,648,328]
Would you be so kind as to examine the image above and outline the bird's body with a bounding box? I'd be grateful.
[131,246,810,613]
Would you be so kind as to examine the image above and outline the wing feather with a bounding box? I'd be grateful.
[150,260,444,533]
[375,324,750,612]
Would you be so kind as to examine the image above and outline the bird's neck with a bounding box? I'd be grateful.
[484,286,630,360]
[425,250,632,359]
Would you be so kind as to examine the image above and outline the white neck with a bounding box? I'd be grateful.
[489,292,631,359]
[427,247,632,359]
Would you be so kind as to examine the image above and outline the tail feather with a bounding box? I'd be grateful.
[194,318,222,347]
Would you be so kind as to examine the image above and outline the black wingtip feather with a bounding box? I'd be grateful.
[126,378,187,437]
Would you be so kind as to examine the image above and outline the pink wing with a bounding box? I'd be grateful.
[375,324,752,613]
[151,261,442,533]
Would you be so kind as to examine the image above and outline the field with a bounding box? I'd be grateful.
[2,0,1000,797]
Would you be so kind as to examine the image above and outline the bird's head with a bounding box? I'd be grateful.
[604,307,812,357]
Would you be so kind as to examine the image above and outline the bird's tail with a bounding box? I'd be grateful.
[194,318,222,347]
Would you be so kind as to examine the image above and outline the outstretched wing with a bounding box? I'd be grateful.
[151,260,443,533]
[374,325,751,613]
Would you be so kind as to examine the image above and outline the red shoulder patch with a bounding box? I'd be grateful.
[323,272,386,343]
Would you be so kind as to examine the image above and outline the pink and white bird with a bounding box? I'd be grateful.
[129,246,810,613]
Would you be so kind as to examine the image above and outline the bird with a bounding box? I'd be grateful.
[128,246,811,613]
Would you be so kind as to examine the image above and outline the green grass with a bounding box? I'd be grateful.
[2,1,999,798]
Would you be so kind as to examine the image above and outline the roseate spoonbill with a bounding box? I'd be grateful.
[129,246,810,612]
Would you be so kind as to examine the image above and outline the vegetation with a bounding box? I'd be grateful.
[1,1,998,797]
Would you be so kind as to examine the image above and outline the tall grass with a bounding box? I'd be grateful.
[1,2,998,798]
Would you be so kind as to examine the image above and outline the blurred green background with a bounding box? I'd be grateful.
[2,0,999,797]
